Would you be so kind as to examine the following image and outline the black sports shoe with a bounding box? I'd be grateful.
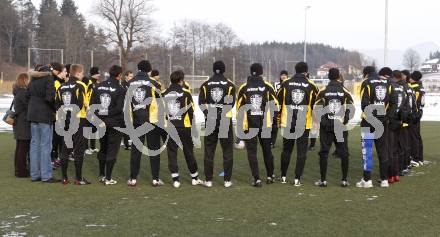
[75,178,91,185]
[42,178,61,183]
[252,179,262,187]
[266,177,274,184]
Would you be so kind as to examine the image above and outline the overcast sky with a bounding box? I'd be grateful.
[31,0,440,51]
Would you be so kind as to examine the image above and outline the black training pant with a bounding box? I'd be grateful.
[388,127,400,177]
[204,121,233,181]
[60,119,88,180]
[130,124,162,180]
[399,126,411,170]
[280,129,309,179]
[15,139,30,177]
[167,127,199,180]
[244,131,274,180]
[318,128,349,181]
[51,124,62,161]
[97,127,123,180]
[271,113,279,146]
[409,121,423,162]
[88,125,97,150]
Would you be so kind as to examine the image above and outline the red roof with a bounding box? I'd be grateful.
[319,62,342,70]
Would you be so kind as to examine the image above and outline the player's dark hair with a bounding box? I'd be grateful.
[109,65,123,78]
[170,70,184,84]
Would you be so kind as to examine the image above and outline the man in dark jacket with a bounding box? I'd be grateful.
[277,62,319,186]
[50,62,66,167]
[356,67,392,188]
[163,70,203,188]
[198,61,236,188]
[236,63,278,187]
[313,68,355,187]
[55,64,91,185]
[85,66,101,154]
[27,65,59,183]
[89,65,126,185]
[409,71,425,167]
[271,70,289,148]
[127,60,165,187]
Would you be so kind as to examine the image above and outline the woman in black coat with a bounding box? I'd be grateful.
[12,73,31,177]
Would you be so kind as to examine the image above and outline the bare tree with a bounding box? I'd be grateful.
[403,48,421,72]
[97,0,154,69]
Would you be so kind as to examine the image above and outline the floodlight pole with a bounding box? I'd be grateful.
[304,6,311,62]
[384,0,389,66]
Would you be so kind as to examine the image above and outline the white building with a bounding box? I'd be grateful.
[420,58,440,73]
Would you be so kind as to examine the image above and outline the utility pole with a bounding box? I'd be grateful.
[384,0,389,66]
[304,6,311,62]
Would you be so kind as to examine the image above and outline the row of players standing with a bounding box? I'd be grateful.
[30,59,424,188]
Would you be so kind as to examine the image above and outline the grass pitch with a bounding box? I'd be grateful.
[0,123,439,237]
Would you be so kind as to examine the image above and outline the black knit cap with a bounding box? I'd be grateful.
[38,65,52,72]
[328,68,340,80]
[280,70,288,76]
[213,61,226,74]
[411,71,423,81]
[378,67,393,77]
[250,63,263,76]
[90,67,100,76]
[137,60,152,73]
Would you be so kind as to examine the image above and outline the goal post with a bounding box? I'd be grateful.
[184,75,209,94]
[28,48,64,70]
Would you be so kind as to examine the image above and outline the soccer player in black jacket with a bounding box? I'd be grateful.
[89,65,126,185]
[163,70,203,188]
[198,61,236,188]
[408,71,425,167]
[271,70,289,148]
[236,63,278,187]
[313,68,355,187]
[55,64,90,185]
[277,62,319,186]
[127,60,165,187]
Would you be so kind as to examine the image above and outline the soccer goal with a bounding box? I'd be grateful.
[28,48,64,70]
[184,75,209,94]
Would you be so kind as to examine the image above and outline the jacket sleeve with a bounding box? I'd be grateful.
[344,90,356,125]
[186,93,195,123]
[310,83,319,109]
[198,83,207,106]
[45,77,55,108]
[236,84,246,111]
[360,79,370,112]
[228,82,237,106]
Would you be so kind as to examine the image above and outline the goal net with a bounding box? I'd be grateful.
[28,48,63,70]
[184,75,209,94]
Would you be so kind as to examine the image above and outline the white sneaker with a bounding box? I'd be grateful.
[105,179,117,185]
[191,178,204,186]
[314,180,327,187]
[418,161,424,167]
[173,181,181,188]
[281,176,287,184]
[356,179,373,188]
[152,179,164,187]
[380,180,389,188]
[340,180,349,187]
[85,149,93,155]
[224,181,232,188]
[294,179,301,187]
[410,160,420,167]
[93,149,100,153]
[203,181,213,188]
[127,179,137,187]
[98,176,106,183]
